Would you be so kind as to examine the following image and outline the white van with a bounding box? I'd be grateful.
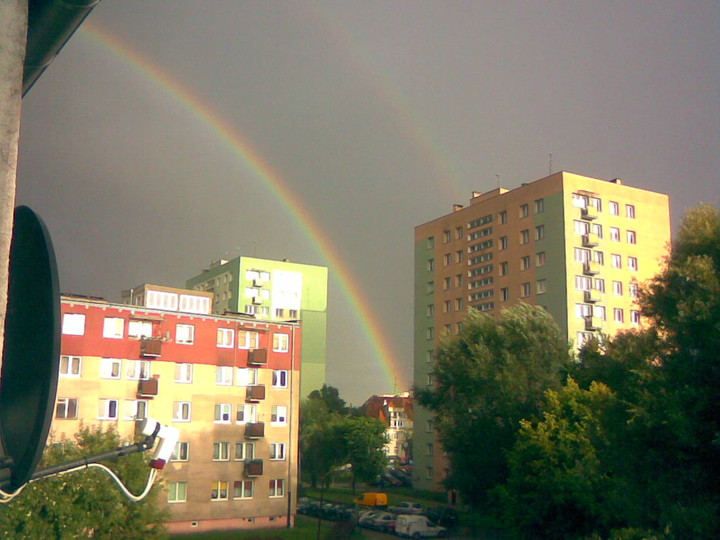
[395,514,447,538]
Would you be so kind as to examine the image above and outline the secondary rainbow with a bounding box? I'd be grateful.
[79,21,408,393]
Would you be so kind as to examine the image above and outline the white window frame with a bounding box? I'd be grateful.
[124,399,148,421]
[234,480,254,499]
[613,281,623,296]
[212,441,231,461]
[611,254,622,269]
[173,401,192,422]
[126,359,151,380]
[128,319,153,338]
[216,366,233,385]
[271,405,288,425]
[217,328,234,348]
[168,481,187,503]
[55,397,78,419]
[631,310,641,324]
[238,330,259,349]
[214,403,232,424]
[614,308,624,323]
[627,230,637,244]
[235,441,255,461]
[62,313,86,336]
[272,370,288,389]
[626,204,636,219]
[273,333,289,352]
[610,227,621,242]
[176,324,195,345]
[628,256,638,271]
[269,479,285,498]
[59,355,82,377]
[236,367,258,387]
[270,442,286,461]
[98,398,119,420]
[609,201,619,215]
[103,317,124,339]
[211,480,229,501]
[629,283,639,298]
[175,363,193,383]
[236,403,257,424]
[172,441,190,461]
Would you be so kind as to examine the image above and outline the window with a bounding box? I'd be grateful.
[175,363,193,383]
[442,324,451,337]
[269,479,285,498]
[215,404,232,423]
[521,282,531,298]
[426,304,434,317]
[234,480,253,499]
[173,401,191,422]
[521,256,531,271]
[443,253,451,266]
[501,287,509,301]
[236,403,257,424]
[238,330,259,349]
[98,399,119,420]
[629,283,639,298]
[626,204,636,218]
[236,368,259,387]
[124,399,148,421]
[592,223,603,238]
[590,197,602,212]
[614,308,624,323]
[426,281,434,293]
[211,481,229,501]
[611,254,622,269]
[455,226,463,239]
[426,237,434,249]
[127,360,150,380]
[216,366,233,385]
[456,250,463,263]
[536,252,546,267]
[176,324,195,345]
[499,261,508,276]
[534,199,544,214]
[627,230,637,244]
[128,319,153,338]
[594,278,605,293]
[103,317,124,338]
[575,220,590,235]
[168,482,187,503]
[574,248,591,263]
[172,442,189,461]
[535,225,545,241]
[610,227,620,242]
[577,332,594,348]
[631,310,641,324]
[499,236,508,250]
[594,305,606,321]
[271,405,288,425]
[273,333,289,352]
[499,210,507,224]
[443,277,451,290]
[609,201,619,215]
[217,328,234,348]
[62,313,85,335]
[426,443,434,456]
[455,298,463,311]
[536,279,547,294]
[426,467,434,481]
[55,398,78,419]
[593,251,605,266]
[572,193,588,208]
[576,304,593,319]
[59,355,81,377]
[426,327,434,340]
[456,274,463,287]
[213,441,231,461]
[575,275,592,291]
[443,230,451,243]
[100,358,121,379]
[628,257,638,271]
[235,442,255,460]
[427,258,434,271]
[272,370,288,388]
[613,281,623,296]
[520,229,530,245]
[519,204,529,218]
[270,442,286,460]
[289,309,299,319]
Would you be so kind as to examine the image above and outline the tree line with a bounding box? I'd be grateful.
[418,204,720,539]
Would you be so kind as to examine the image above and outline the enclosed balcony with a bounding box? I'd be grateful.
[140,337,162,358]
[245,459,264,477]
[581,206,598,220]
[137,378,158,398]
[248,348,267,366]
[582,233,599,248]
[584,289,600,303]
[583,261,600,276]
[246,384,266,402]
[585,316,602,331]
[245,422,265,439]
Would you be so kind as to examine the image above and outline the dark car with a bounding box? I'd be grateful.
[388,501,424,515]
[424,506,459,528]
[365,511,397,533]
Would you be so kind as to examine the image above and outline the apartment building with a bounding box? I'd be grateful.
[413,171,671,491]
[359,393,414,464]
[52,287,301,534]
[186,257,327,398]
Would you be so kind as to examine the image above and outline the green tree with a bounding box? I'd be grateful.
[307,384,349,416]
[417,303,572,506]
[300,401,347,489]
[0,425,167,539]
[341,416,388,493]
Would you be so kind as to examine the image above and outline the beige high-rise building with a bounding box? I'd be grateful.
[413,171,670,491]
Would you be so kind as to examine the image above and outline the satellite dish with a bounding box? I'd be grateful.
[0,206,60,491]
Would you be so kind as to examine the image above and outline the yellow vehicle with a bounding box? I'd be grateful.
[353,492,389,508]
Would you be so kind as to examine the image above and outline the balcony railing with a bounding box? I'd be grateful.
[584,290,600,303]
[585,316,602,331]
[140,337,162,358]
[248,348,267,366]
[246,385,266,402]
[245,422,265,439]
[137,378,159,397]
[582,233,599,247]
[245,459,264,477]
[581,206,598,220]
[583,261,600,276]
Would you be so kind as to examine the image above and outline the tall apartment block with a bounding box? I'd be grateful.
[413,171,671,491]
[53,286,301,534]
[186,257,327,398]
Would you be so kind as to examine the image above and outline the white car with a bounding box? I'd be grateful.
[395,514,447,538]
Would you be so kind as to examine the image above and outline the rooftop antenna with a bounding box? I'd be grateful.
[496,173,500,189]
[548,153,553,176]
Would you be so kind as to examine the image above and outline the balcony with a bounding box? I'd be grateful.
[140,337,162,357]
[137,378,158,397]
[581,207,598,220]
[582,233,599,248]
[245,459,264,477]
[248,348,267,366]
[245,422,265,439]
[583,261,600,276]
[585,316,602,331]
[246,384,266,402]
[584,289,600,303]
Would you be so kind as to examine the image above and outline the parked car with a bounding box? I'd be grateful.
[424,506,459,528]
[365,511,397,534]
[395,514,448,538]
[358,510,385,527]
[354,491,389,508]
[388,467,413,487]
[389,501,424,515]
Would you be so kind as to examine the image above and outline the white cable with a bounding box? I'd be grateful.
[0,463,157,504]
